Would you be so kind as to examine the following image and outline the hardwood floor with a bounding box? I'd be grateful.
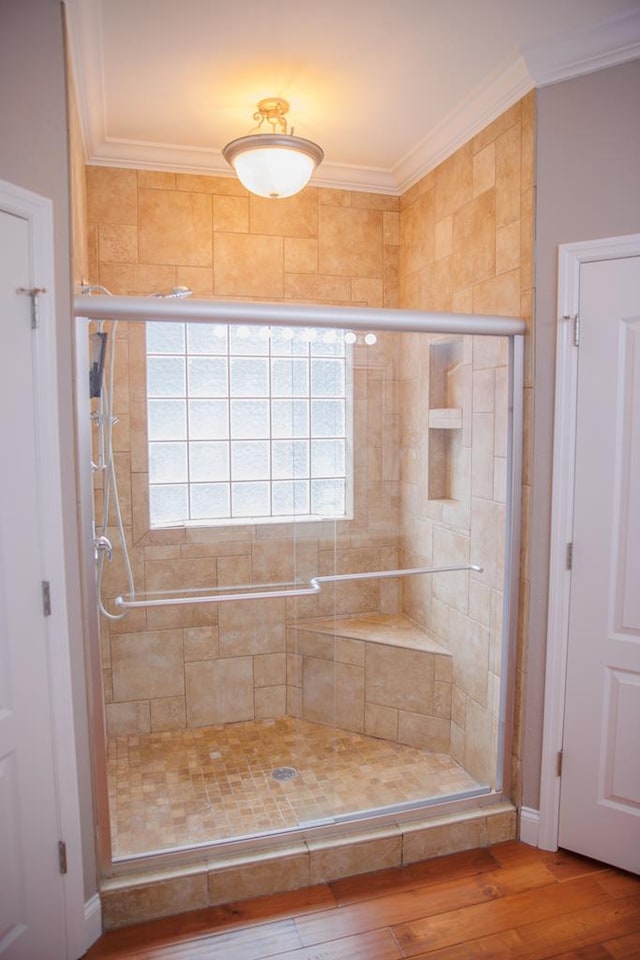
[84,841,640,959]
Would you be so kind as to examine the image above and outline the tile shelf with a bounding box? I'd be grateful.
[428,407,463,430]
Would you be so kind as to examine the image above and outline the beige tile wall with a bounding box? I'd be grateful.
[87,91,533,792]
[86,170,402,735]
[287,620,454,752]
[397,94,535,787]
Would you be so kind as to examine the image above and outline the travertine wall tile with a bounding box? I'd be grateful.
[185,657,253,726]
[472,143,496,198]
[175,172,247,196]
[138,170,176,190]
[335,661,365,732]
[318,206,383,278]
[214,232,283,297]
[398,710,450,751]
[284,237,318,274]
[383,210,400,246]
[472,268,521,317]
[284,273,350,301]
[496,220,521,275]
[87,167,137,224]
[213,195,248,233]
[365,701,398,740]
[402,190,436,275]
[138,189,212,266]
[99,223,138,263]
[184,626,219,661]
[112,630,184,701]
[105,700,150,735]
[254,652,286,687]
[451,190,496,289]
[250,190,318,238]
[302,657,335,724]
[435,143,473,221]
[150,696,186,732]
[365,644,434,714]
[255,685,287,718]
[435,215,453,260]
[495,124,522,228]
[218,599,286,656]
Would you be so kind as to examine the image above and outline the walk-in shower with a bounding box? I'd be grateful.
[75,294,523,876]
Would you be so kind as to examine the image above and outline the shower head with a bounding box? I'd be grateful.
[151,286,193,300]
[80,283,114,296]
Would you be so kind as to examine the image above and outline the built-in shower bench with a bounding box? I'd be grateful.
[287,614,453,752]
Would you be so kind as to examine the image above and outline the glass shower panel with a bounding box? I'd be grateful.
[95,318,512,860]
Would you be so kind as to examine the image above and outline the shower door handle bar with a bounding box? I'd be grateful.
[113,563,482,610]
[310,564,482,588]
[114,582,322,608]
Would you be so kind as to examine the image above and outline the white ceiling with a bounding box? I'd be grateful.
[66,0,640,194]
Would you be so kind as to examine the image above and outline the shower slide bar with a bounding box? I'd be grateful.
[114,563,482,610]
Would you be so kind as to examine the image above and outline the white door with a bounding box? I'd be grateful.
[558,254,640,873]
[0,209,69,956]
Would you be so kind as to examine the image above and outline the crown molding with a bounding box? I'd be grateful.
[85,143,400,195]
[66,2,640,196]
[521,7,640,87]
[63,0,106,161]
[393,55,534,193]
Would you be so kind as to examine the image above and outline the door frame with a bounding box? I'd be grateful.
[538,232,640,850]
[0,179,87,957]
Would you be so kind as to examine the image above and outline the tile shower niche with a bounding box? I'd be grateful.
[427,337,468,501]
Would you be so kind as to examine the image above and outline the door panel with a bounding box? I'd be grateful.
[0,208,67,957]
[558,255,640,873]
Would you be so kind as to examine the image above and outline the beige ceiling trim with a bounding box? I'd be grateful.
[522,7,640,87]
[65,0,640,197]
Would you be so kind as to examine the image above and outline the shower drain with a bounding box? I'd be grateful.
[271,766,298,782]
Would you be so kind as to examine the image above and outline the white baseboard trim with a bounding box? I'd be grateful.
[519,806,540,847]
[85,893,102,949]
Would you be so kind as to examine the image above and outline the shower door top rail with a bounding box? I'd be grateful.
[114,563,483,610]
[75,293,526,337]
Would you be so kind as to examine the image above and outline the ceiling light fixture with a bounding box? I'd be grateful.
[222,97,324,199]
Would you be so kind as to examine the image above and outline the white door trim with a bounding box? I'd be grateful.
[539,232,640,851]
[0,179,87,957]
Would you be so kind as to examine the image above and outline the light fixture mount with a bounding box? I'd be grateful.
[222,97,324,200]
[252,97,290,134]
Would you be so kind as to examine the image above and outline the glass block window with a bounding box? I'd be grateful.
[146,323,353,527]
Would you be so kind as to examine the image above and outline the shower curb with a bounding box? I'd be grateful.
[100,800,516,930]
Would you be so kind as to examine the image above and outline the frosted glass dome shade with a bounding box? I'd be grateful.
[223,133,324,199]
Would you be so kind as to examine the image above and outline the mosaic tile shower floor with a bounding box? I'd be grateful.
[107,717,481,858]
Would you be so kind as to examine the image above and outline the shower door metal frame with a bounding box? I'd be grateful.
[74,296,525,877]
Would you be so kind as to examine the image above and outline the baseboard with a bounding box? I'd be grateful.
[518,806,540,847]
[85,893,102,949]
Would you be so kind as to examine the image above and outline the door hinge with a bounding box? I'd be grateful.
[557,750,563,778]
[42,580,52,617]
[58,840,67,875]
[566,542,573,570]
[17,286,46,329]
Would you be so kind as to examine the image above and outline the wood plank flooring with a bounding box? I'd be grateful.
[84,842,640,959]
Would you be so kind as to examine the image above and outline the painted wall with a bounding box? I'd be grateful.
[0,0,97,901]
[524,58,640,809]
